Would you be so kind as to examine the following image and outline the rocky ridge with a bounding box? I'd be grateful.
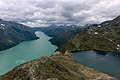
[0,52,117,80]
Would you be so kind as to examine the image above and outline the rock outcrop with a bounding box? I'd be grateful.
[0,52,117,80]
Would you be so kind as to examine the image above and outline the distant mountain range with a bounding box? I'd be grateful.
[58,15,120,53]
[0,19,38,51]
[33,16,120,53]
[33,24,84,47]
[0,17,120,80]
[0,15,120,80]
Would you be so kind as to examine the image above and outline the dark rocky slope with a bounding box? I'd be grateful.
[33,25,82,47]
[0,52,116,80]
[0,18,119,80]
[58,15,120,53]
[0,19,38,51]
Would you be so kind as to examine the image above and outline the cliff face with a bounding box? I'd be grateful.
[0,52,116,80]
[0,19,39,51]
[58,16,120,53]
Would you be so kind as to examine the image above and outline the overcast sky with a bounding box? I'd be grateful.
[0,0,120,27]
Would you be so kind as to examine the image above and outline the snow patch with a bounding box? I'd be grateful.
[98,25,101,28]
[109,39,112,42]
[90,29,93,31]
[2,27,5,29]
[95,32,98,35]
[117,44,120,47]
[0,24,5,30]
[0,27,5,30]
[117,48,119,50]
[1,24,5,27]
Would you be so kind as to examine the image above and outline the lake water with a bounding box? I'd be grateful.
[72,50,120,79]
[0,31,57,75]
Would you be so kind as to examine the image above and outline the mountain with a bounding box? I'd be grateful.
[0,52,116,80]
[33,24,83,47]
[0,18,119,80]
[101,15,120,26]
[58,15,120,53]
[0,19,39,51]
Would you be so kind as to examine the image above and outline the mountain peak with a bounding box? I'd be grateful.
[113,15,120,21]
[101,15,120,26]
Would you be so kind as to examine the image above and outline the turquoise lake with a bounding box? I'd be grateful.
[72,50,120,79]
[0,31,57,75]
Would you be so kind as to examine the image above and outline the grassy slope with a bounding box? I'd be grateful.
[58,24,120,53]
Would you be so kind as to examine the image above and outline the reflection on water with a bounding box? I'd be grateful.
[72,50,120,79]
[96,51,107,55]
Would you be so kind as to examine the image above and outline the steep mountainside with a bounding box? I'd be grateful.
[58,16,120,53]
[1,16,120,80]
[0,19,38,51]
[0,52,116,80]
[0,17,119,80]
[33,25,83,47]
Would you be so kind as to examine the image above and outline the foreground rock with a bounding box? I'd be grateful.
[0,52,117,80]
[0,19,38,51]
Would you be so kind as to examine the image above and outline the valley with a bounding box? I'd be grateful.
[0,31,57,75]
[0,11,120,80]
[58,16,120,53]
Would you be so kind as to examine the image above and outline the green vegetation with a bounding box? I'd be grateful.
[33,25,82,47]
[58,18,120,53]
[1,13,120,80]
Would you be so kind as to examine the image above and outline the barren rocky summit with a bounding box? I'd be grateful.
[0,52,117,80]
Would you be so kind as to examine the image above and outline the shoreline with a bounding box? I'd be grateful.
[0,52,117,80]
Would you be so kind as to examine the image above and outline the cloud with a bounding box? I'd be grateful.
[0,0,120,27]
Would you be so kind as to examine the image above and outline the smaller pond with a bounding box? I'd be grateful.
[72,50,120,79]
